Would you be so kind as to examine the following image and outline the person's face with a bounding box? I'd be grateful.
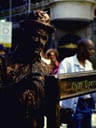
[48,52,57,62]
[0,50,6,55]
[32,28,48,53]
[85,40,95,59]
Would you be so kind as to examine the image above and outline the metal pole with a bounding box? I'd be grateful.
[42,0,44,9]
[28,0,31,13]
[9,0,12,21]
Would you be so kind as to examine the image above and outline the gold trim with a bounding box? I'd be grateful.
[58,43,77,49]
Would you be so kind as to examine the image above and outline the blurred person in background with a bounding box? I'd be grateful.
[46,48,59,74]
[0,44,7,55]
[58,38,96,128]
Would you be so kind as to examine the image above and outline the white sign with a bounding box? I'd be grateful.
[0,21,12,48]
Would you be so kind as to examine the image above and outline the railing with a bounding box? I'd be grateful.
[0,0,50,19]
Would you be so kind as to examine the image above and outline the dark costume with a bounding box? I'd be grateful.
[5,56,51,128]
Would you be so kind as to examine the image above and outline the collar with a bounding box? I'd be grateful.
[74,54,80,66]
[74,54,89,68]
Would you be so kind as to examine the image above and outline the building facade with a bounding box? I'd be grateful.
[1,0,96,65]
[49,0,96,62]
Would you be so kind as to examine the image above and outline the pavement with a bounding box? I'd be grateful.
[44,112,96,128]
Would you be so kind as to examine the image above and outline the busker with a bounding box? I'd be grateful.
[0,10,55,128]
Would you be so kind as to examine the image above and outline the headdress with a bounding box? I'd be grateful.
[20,10,55,33]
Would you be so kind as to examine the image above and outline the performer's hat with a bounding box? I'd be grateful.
[20,10,55,33]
